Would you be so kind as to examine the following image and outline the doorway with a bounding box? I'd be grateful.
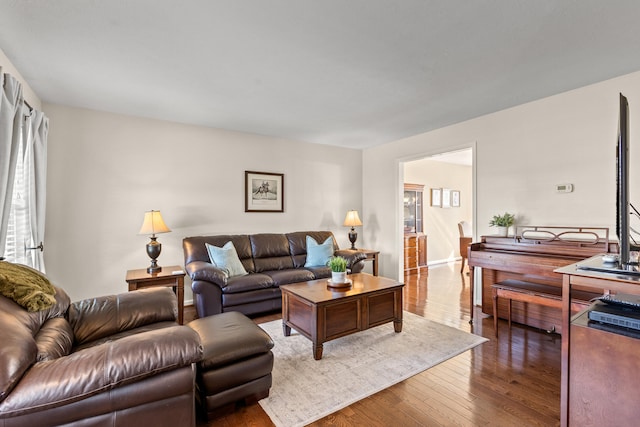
[402,148,474,273]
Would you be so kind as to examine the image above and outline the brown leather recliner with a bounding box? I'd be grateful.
[0,285,203,427]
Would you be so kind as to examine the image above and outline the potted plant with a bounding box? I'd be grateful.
[489,212,515,236]
[327,256,348,284]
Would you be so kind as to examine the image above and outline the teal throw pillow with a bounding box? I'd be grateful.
[205,241,248,277]
[304,236,334,267]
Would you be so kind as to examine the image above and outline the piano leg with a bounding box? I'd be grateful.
[469,265,475,324]
[493,286,498,337]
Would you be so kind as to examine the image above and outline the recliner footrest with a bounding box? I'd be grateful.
[187,311,274,420]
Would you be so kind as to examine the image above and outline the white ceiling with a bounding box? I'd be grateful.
[2,1,640,150]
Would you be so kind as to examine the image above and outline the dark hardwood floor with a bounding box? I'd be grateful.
[188,262,561,427]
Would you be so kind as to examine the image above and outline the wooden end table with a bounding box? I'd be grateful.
[280,273,404,360]
[357,249,380,276]
[125,265,185,324]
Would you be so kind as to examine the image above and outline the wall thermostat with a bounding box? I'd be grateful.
[556,183,573,193]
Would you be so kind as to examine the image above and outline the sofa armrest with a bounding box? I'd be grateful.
[335,249,367,266]
[185,261,228,287]
[0,326,203,416]
[335,249,367,274]
[69,287,178,346]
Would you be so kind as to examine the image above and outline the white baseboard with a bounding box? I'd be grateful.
[427,256,462,267]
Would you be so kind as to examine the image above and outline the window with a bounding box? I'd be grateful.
[4,128,31,265]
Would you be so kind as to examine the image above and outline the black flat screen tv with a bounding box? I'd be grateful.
[617,93,630,266]
[577,93,640,275]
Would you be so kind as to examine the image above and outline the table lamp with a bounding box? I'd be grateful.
[343,210,363,249]
[139,210,171,273]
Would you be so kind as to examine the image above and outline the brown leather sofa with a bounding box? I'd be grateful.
[183,231,367,317]
[0,285,203,427]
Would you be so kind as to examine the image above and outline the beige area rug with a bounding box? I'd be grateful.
[258,311,488,427]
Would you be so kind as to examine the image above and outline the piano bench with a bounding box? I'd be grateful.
[491,279,595,338]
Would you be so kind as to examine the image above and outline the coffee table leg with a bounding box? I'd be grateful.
[394,319,403,333]
[283,323,291,336]
[313,342,323,360]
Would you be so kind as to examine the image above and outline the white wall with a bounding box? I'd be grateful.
[404,158,472,263]
[364,70,640,279]
[43,104,363,301]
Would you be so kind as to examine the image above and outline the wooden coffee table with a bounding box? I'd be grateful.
[280,273,404,360]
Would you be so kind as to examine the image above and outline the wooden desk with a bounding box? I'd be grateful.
[126,265,185,324]
[357,249,380,276]
[557,258,640,427]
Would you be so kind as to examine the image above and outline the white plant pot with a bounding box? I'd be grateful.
[332,271,347,284]
[496,226,508,237]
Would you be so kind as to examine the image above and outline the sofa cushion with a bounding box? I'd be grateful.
[287,231,336,268]
[183,235,255,272]
[304,266,332,279]
[70,288,178,346]
[206,242,248,277]
[34,317,74,362]
[250,234,294,272]
[0,262,56,312]
[187,311,273,370]
[222,273,274,294]
[304,236,333,267]
[263,269,315,286]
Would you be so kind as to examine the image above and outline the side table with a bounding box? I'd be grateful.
[357,249,380,276]
[125,265,185,324]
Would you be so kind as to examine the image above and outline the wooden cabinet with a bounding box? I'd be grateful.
[403,183,424,233]
[557,259,640,426]
[568,308,640,426]
[404,233,427,276]
[403,183,427,276]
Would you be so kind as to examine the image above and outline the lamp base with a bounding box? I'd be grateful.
[147,263,162,274]
[146,237,163,274]
[348,228,358,250]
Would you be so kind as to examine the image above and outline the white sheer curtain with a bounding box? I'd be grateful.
[24,109,48,271]
[0,68,48,271]
[0,68,23,261]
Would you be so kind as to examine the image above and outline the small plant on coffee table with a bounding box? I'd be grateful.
[327,256,347,272]
[327,256,349,286]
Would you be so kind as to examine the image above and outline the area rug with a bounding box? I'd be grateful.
[258,311,488,427]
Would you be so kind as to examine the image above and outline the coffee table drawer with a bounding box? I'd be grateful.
[286,296,314,337]
[324,299,361,340]
[368,291,398,326]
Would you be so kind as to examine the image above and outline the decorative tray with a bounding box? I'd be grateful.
[327,278,352,289]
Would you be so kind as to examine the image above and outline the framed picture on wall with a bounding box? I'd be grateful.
[451,190,460,207]
[430,188,442,207]
[442,188,451,208]
[245,171,284,212]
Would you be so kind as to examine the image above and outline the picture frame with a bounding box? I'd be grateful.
[451,190,460,207]
[245,171,284,212]
[430,188,442,207]
[442,188,451,208]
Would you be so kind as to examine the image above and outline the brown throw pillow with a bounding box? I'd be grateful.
[0,261,56,312]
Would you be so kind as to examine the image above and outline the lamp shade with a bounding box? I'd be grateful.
[138,210,171,236]
[343,210,363,227]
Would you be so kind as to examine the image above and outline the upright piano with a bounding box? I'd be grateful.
[468,226,616,333]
